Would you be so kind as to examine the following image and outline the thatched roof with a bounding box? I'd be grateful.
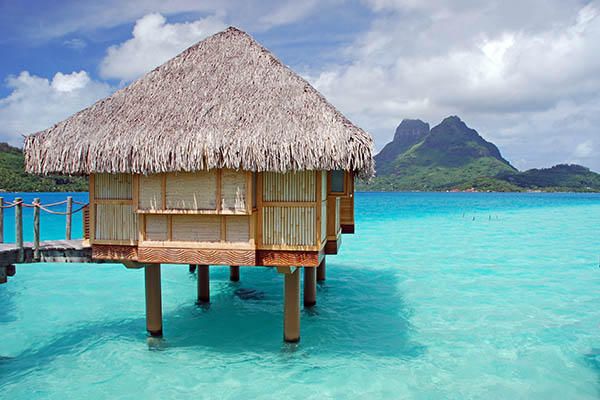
[23,27,374,179]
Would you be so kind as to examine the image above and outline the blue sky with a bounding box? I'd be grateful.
[1,0,599,171]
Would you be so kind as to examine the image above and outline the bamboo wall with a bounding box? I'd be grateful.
[260,171,319,248]
[142,214,250,244]
[136,169,251,247]
[91,173,138,244]
[139,174,163,210]
[95,203,138,241]
[166,171,216,210]
[221,169,247,212]
[172,215,220,242]
[91,168,348,253]
[145,215,167,241]
[138,170,248,213]
[262,171,316,202]
[225,216,250,243]
[94,173,132,199]
[261,206,315,246]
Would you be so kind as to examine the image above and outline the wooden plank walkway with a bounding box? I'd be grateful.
[0,239,95,265]
[0,198,103,284]
[0,239,110,283]
[0,239,114,284]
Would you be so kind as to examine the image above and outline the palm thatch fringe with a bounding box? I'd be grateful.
[24,27,374,179]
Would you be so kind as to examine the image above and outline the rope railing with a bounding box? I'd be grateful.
[0,196,89,263]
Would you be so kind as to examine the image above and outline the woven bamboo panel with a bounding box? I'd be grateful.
[262,171,316,202]
[262,206,315,246]
[94,173,132,199]
[172,215,220,242]
[221,169,247,212]
[166,171,216,210]
[225,215,249,243]
[139,174,163,210]
[145,215,168,241]
[95,204,138,241]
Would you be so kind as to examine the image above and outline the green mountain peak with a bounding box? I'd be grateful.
[362,116,600,192]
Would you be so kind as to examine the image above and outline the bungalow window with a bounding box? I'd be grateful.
[331,170,344,193]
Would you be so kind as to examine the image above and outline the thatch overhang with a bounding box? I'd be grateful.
[24,27,374,179]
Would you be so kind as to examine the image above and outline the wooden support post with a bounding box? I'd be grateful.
[197,265,210,303]
[33,198,40,262]
[144,264,163,337]
[0,266,6,284]
[0,196,4,244]
[66,196,72,240]
[189,264,197,273]
[304,267,316,307]
[15,197,23,263]
[317,257,326,281]
[230,265,240,282]
[284,267,301,342]
[6,265,16,276]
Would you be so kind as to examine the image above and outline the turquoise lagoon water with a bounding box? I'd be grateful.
[1,192,599,399]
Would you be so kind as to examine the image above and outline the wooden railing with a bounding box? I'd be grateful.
[0,196,89,262]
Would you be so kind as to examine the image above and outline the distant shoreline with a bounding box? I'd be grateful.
[355,190,600,194]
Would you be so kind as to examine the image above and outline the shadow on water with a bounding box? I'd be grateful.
[583,348,600,396]
[0,265,425,382]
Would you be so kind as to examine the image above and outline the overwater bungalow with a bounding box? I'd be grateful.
[23,27,374,342]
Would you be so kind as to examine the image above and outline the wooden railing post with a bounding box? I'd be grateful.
[15,197,23,263]
[66,196,72,240]
[33,198,40,262]
[0,196,4,244]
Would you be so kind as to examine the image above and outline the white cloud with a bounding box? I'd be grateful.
[63,38,87,51]
[51,71,90,92]
[307,1,600,171]
[573,140,594,158]
[99,13,227,82]
[11,0,327,42]
[0,71,112,147]
[258,0,319,27]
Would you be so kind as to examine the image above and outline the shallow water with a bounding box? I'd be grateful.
[1,192,599,399]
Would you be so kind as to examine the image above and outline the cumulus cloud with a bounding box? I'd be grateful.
[99,13,227,82]
[0,71,112,146]
[307,1,600,171]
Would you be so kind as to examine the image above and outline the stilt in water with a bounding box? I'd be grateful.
[317,257,326,282]
[189,264,197,273]
[197,265,210,303]
[144,264,163,337]
[284,268,301,342]
[304,267,316,307]
[230,265,240,282]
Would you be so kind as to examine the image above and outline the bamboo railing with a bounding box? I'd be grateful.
[0,197,89,262]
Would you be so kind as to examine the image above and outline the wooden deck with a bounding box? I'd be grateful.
[0,239,107,283]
